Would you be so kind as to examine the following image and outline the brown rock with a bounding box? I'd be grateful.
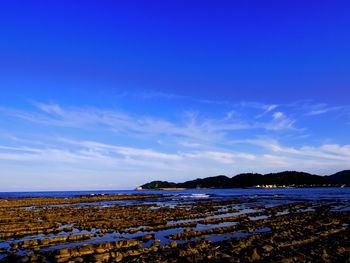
[251,248,260,261]
[170,241,177,248]
[114,252,123,262]
[262,245,274,252]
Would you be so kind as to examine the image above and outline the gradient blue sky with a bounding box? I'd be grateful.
[0,1,349,191]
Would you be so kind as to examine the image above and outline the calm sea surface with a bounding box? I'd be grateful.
[1,187,349,201]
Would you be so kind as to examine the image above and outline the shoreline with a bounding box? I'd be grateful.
[138,185,348,190]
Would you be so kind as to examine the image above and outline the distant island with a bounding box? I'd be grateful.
[139,170,350,189]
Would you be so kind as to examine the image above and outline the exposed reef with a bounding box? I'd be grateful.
[0,192,349,262]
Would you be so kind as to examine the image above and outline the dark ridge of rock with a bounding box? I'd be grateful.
[141,170,350,189]
[225,173,264,188]
[177,175,230,189]
[226,171,332,187]
[327,170,350,185]
[141,181,177,189]
[263,171,330,185]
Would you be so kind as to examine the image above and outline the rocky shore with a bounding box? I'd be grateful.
[0,193,349,262]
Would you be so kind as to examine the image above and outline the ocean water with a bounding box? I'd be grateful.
[0,187,349,200]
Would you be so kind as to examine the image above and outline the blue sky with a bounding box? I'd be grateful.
[0,1,349,191]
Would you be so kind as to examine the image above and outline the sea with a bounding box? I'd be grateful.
[1,187,350,201]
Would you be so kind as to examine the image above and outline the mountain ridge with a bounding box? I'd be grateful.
[140,170,350,189]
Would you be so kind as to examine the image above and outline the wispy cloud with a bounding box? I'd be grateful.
[273,112,284,119]
[183,151,256,164]
[0,142,182,171]
[1,98,349,190]
[244,139,350,161]
[61,139,182,161]
[0,134,349,190]
[254,111,296,131]
[0,102,298,145]
[306,104,344,116]
[285,101,348,117]
[255,104,278,118]
[0,138,255,173]
[177,141,205,148]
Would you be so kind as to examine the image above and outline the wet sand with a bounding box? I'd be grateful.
[0,193,349,262]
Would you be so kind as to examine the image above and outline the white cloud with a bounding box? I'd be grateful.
[0,139,184,170]
[320,144,350,156]
[35,103,65,115]
[291,102,347,116]
[0,147,100,163]
[265,104,278,111]
[178,141,204,148]
[255,104,278,118]
[76,140,182,160]
[244,139,350,161]
[183,151,256,164]
[273,112,284,119]
[308,109,329,115]
[261,154,290,166]
[0,135,349,190]
[1,101,347,170]
[1,98,349,191]
[260,112,296,131]
[0,102,300,149]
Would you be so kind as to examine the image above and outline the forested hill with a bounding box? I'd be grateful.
[140,170,350,189]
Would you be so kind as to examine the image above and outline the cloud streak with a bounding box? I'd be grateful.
[0,99,349,191]
[0,102,299,143]
[244,139,350,161]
